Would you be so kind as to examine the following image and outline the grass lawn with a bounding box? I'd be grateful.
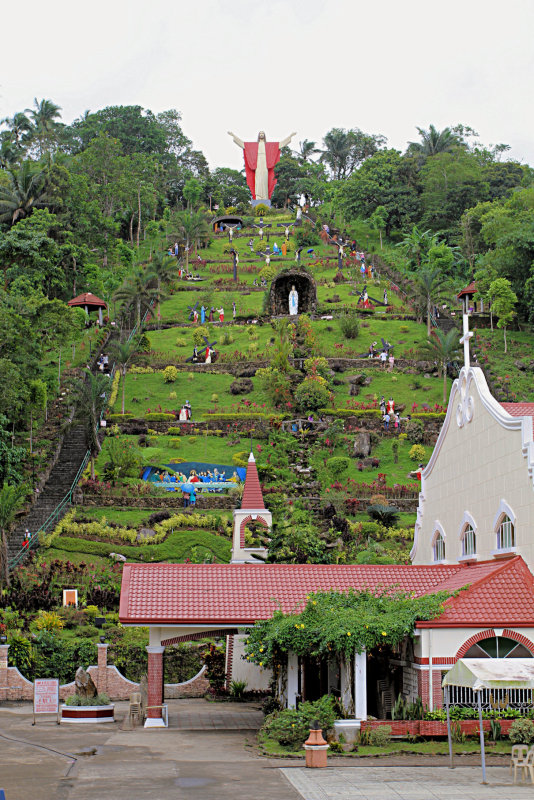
[343,436,431,487]
[74,506,231,527]
[158,288,266,322]
[117,369,274,416]
[259,735,512,758]
[95,433,262,474]
[332,368,450,410]
[472,326,534,401]
[46,528,231,564]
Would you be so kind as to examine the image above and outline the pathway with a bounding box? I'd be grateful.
[282,765,533,800]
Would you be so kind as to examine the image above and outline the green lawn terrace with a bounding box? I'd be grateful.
[471,326,534,402]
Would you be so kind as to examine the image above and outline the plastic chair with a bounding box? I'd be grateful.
[511,744,529,783]
[128,692,143,726]
[522,747,534,784]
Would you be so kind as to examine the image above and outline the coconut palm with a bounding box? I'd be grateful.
[113,269,160,331]
[108,339,140,414]
[71,371,111,480]
[174,211,209,269]
[397,226,438,269]
[407,125,460,157]
[0,161,51,225]
[26,98,62,155]
[422,328,460,402]
[320,128,353,180]
[147,251,174,325]
[412,268,452,336]
[294,139,320,164]
[1,112,32,147]
[0,481,28,586]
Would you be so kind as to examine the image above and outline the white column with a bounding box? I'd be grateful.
[355,649,367,720]
[287,652,299,709]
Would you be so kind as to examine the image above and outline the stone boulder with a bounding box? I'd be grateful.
[353,432,371,458]
[75,667,97,699]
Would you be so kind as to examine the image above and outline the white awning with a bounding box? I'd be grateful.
[442,658,534,691]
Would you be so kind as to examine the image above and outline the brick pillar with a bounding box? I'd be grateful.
[0,644,8,700]
[146,646,164,719]
[432,670,443,709]
[418,668,430,709]
[96,643,108,695]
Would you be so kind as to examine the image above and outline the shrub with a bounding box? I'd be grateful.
[33,611,64,632]
[211,393,219,403]
[339,312,360,340]
[264,709,307,747]
[229,680,247,699]
[255,203,270,216]
[175,337,187,347]
[327,456,350,480]
[169,391,177,400]
[65,693,111,707]
[295,375,332,412]
[84,605,100,620]
[368,724,392,746]
[409,444,426,462]
[107,413,133,422]
[304,356,330,381]
[259,264,278,283]
[192,326,209,346]
[405,419,424,443]
[144,413,175,421]
[366,504,400,528]
[232,451,249,468]
[509,718,534,744]
[163,365,178,383]
[230,378,254,395]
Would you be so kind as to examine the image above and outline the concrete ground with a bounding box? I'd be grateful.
[0,699,531,800]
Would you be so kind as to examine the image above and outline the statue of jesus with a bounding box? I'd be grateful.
[228,130,296,201]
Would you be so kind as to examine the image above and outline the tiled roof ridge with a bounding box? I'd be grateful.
[443,556,524,597]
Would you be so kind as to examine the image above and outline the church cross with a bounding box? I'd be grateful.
[460,313,473,369]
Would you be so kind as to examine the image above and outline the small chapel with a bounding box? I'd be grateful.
[119,315,534,727]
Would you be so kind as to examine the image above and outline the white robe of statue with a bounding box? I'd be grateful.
[289,286,299,316]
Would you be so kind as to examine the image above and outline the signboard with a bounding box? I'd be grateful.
[33,679,59,724]
[63,589,78,607]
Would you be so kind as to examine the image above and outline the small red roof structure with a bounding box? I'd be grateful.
[119,558,534,628]
[68,292,107,309]
[500,402,534,436]
[457,281,477,300]
[241,452,265,509]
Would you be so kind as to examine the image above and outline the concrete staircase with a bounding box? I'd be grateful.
[435,316,458,333]
[8,425,88,563]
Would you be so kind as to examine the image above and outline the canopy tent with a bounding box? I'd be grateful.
[442,659,534,783]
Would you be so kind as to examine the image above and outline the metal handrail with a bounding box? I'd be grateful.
[9,302,155,571]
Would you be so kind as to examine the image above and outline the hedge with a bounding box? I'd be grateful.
[144,412,176,421]
[318,408,382,418]
[201,412,286,421]
[107,413,134,421]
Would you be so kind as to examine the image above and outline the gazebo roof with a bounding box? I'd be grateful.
[68,292,107,308]
[119,557,533,628]
[457,281,477,299]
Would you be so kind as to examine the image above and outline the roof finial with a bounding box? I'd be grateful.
[460,313,473,369]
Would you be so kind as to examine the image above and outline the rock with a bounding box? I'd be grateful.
[110,552,127,562]
[416,360,433,373]
[348,374,366,385]
[353,432,371,458]
[515,360,526,371]
[138,527,156,541]
[363,376,372,386]
[75,667,97,699]
[230,378,254,395]
[349,383,360,397]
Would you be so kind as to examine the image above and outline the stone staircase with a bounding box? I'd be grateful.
[435,315,458,333]
[8,425,88,564]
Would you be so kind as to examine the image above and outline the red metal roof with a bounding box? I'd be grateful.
[500,403,534,436]
[417,557,534,628]
[119,559,533,628]
[68,292,107,308]
[241,453,265,509]
[457,281,477,299]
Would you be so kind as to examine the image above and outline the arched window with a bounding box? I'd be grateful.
[461,524,476,557]
[433,532,446,562]
[465,636,531,659]
[497,515,515,550]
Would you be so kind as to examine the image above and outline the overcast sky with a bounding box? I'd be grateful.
[2,0,533,170]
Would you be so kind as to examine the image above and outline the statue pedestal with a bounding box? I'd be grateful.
[251,198,271,208]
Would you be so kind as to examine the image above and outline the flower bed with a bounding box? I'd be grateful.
[61,704,115,723]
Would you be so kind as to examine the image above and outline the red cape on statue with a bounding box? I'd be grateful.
[243,141,281,200]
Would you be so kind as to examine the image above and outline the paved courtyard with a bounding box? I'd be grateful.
[0,700,531,800]
[282,765,534,800]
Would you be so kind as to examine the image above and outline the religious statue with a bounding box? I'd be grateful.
[289,285,299,316]
[228,130,297,202]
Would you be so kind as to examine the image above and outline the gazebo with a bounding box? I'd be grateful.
[443,658,534,782]
[68,292,107,325]
[457,281,480,314]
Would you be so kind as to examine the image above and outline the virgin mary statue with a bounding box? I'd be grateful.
[228,130,296,201]
[289,285,299,316]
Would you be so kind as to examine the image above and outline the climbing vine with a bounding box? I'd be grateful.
[244,587,452,668]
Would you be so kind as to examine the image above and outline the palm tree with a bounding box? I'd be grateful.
[1,112,32,147]
[108,339,139,414]
[412,268,452,336]
[174,211,209,269]
[422,328,460,402]
[397,226,438,269]
[320,128,353,180]
[407,125,459,157]
[71,371,110,480]
[294,139,320,164]
[0,161,51,225]
[113,269,160,331]
[26,98,62,155]
[147,251,174,325]
[0,482,28,586]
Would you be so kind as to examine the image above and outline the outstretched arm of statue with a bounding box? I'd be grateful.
[228,131,244,149]
[279,132,297,148]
